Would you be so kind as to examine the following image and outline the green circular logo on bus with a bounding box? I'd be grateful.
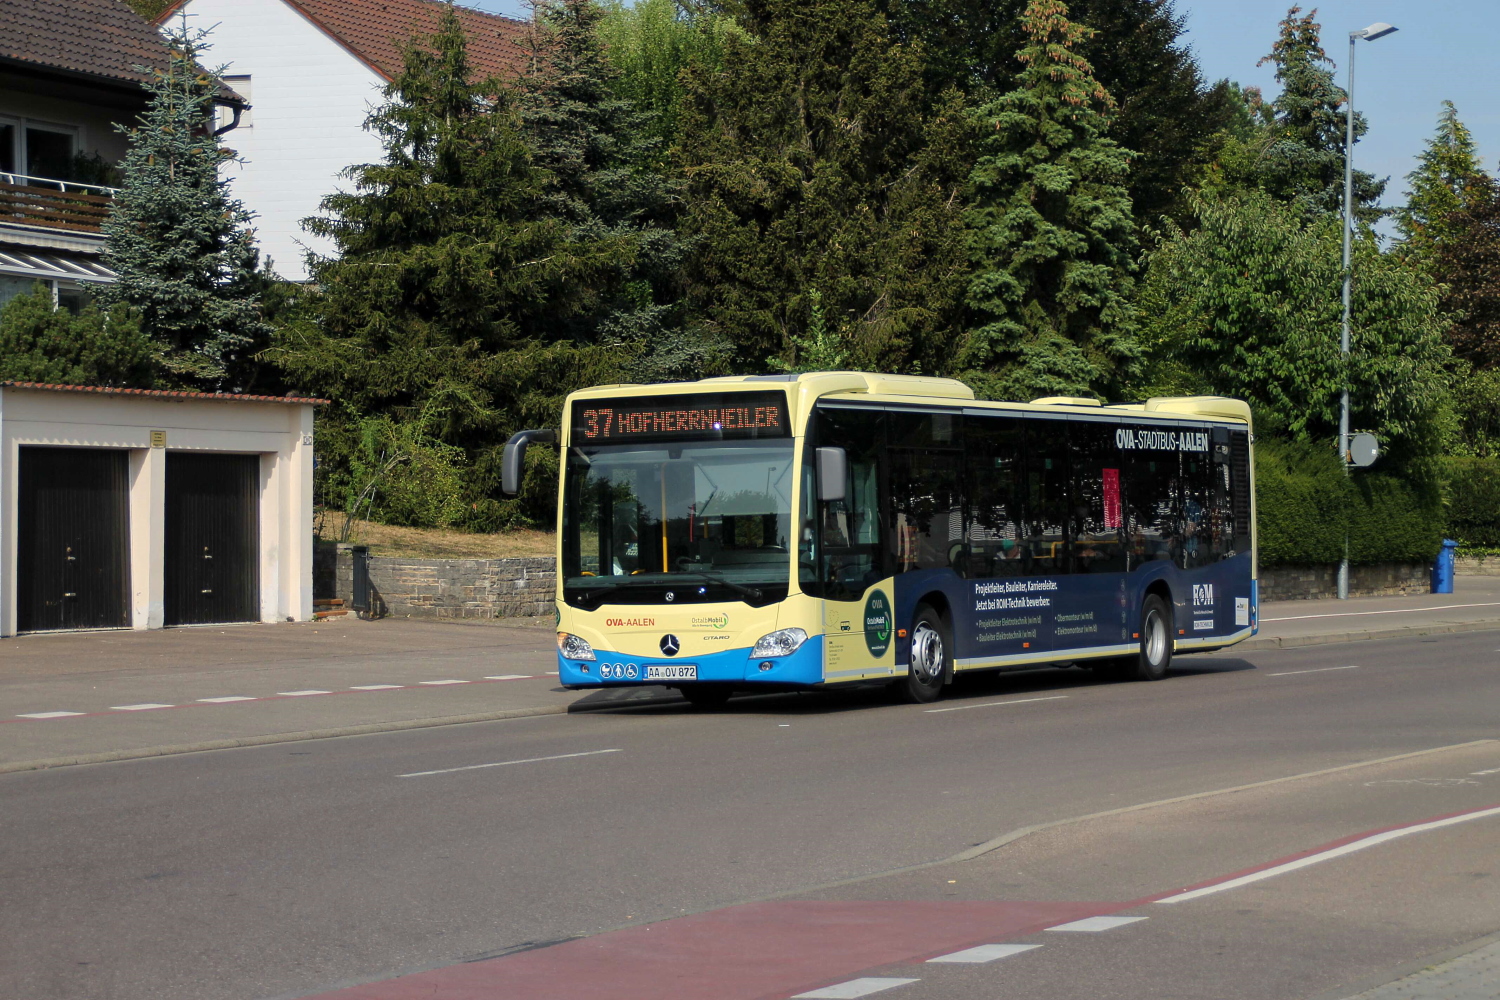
[864,590,892,658]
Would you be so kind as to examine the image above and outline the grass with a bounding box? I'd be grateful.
[316,511,555,560]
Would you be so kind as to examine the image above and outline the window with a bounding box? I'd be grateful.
[1024,420,1070,576]
[965,414,1026,578]
[0,119,16,175]
[1069,421,1128,574]
[219,77,252,130]
[888,410,963,574]
[804,406,886,600]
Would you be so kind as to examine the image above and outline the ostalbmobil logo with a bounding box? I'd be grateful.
[691,613,729,630]
[864,590,891,657]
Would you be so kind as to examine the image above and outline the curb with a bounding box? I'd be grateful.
[0,705,568,775]
[1238,619,1500,650]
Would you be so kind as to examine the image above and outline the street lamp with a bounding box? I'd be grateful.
[1338,21,1397,601]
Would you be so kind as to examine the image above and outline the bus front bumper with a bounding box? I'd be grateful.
[558,635,825,689]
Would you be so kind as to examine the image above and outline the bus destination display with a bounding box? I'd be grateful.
[572,392,789,443]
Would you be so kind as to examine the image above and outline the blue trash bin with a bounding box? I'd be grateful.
[1432,539,1458,594]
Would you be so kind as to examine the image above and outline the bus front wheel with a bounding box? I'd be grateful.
[899,605,950,704]
[1100,594,1173,681]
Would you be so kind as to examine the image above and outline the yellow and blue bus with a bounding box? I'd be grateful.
[503,372,1256,707]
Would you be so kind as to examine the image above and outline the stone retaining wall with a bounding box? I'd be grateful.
[330,545,555,620]
[1258,562,1430,602]
[1456,555,1500,577]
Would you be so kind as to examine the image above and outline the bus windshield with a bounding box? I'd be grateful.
[562,439,796,608]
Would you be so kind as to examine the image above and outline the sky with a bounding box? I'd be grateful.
[467,0,1500,223]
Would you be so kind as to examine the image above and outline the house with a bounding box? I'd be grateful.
[0,0,245,310]
[156,0,530,282]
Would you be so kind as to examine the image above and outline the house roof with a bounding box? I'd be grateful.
[0,382,330,405]
[1,0,175,89]
[159,0,531,83]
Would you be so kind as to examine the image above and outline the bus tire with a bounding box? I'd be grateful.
[1129,593,1173,681]
[899,605,950,704]
[681,684,734,710]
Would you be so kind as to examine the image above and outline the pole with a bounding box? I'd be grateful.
[1338,33,1356,601]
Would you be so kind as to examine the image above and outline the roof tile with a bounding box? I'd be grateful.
[0,0,176,87]
[285,0,530,81]
[0,381,329,405]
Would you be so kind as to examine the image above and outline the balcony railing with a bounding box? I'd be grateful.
[0,173,118,235]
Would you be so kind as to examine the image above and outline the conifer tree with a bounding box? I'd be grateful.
[519,0,708,380]
[1398,101,1488,262]
[1433,175,1500,370]
[1254,6,1384,220]
[102,20,268,389]
[273,5,616,529]
[677,0,968,374]
[959,0,1137,402]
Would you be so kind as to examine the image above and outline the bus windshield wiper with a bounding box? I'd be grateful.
[673,570,764,601]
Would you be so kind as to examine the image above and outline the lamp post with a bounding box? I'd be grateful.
[1338,21,1397,601]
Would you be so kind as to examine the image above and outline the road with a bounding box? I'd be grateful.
[2,631,1498,1000]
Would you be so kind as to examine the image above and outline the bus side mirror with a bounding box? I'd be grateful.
[816,447,847,503]
[501,428,557,496]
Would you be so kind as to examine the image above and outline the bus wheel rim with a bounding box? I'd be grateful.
[1146,610,1167,663]
[912,623,943,683]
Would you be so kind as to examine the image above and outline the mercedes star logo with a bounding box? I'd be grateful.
[659,634,680,656]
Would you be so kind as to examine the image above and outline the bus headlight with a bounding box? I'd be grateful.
[557,632,596,661]
[751,627,807,658]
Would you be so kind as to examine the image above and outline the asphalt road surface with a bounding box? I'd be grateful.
[3,631,1498,1000]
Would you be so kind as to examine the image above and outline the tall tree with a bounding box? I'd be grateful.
[878,0,1239,228]
[959,0,1138,402]
[1433,174,1500,370]
[1398,101,1488,262]
[677,0,969,374]
[102,19,268,389]
[519,0,707,380]
[272,5,616,529]
[1253,5,1384,221]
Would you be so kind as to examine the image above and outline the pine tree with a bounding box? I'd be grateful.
[1398,101,1488,262]
[1254,5,1384,220]
[1433,174,1500,370]
[677,0,969,374]
[102,19,268,390]
[0,285,155,388]
[518,0,708,380]
[959,0,1138,402]
[273,4,617,529]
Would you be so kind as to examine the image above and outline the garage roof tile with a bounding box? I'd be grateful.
[0,381,329,404]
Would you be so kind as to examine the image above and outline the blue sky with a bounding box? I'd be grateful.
[468,1,1499,217]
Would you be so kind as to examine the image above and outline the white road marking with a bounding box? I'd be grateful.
[1267,665,1361,677]
[350,684,404,691]
[278,690,331,697]
[399,748,623,778]
[793,979,920,999]
[925,695,1068,714]
[110,703,174,711]
[1471,767,1500,776]
[927,943,1040,963]
[1046,915,1147,932]
[1264,602,1500,622]
[17,711,85,719]
[484,675,531,681]
[197,696,257,703]
[1156,803,1500,905]
[418,679,469,686]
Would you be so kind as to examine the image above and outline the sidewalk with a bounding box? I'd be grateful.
[3,578,1499,773]
[1316,933,1500,1000]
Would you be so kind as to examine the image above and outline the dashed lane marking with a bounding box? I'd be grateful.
[1264,602,1500,622]
[925,695,1068,714]
[1155,802,1500,904]
[927,943,1040,963]
[1471,767,1500,776]
[16,711,84,719]
[349,684,404,691]
[1046,915,1147,932]
[1268,665,1361,677]
[418,679,469,685]
[485,674,532,681]
[278,690,332,697]
[109,703,174,711]
[793,978,920,999]
[399,748,623,778]
[196,696,256,703]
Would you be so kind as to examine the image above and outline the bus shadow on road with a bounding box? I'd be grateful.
[573,656,1256,717]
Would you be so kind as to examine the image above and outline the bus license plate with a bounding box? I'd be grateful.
[645,664,697,681]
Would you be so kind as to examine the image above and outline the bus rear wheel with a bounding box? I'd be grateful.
[898,605,950,704]
[1100,593,1173,681]
[681,684,734,710]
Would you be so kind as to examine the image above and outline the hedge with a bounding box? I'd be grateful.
[1255,438,1444,568]
[1443,457,1500,548]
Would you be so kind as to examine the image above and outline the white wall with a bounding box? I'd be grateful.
[173,0,389,281]
[0,389,317,636]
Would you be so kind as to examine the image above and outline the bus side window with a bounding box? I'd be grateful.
[965,414,1025,579]
[1181,451,1214,569]
[888,411,963,575]
[1025,420,1071,576]
[1069,421,1128,574]
[1123,446,1176,566]
[811,407,886,600]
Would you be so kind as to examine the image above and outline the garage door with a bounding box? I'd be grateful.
[16,447,131,632]
[165,453,260,626]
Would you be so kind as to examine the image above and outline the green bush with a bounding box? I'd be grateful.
[1255,438,1444,567]
[1444,457,1500,547]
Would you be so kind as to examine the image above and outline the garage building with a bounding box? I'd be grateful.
[0,382,321,636]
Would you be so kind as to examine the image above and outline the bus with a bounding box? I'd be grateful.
[503,372,1255,707]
